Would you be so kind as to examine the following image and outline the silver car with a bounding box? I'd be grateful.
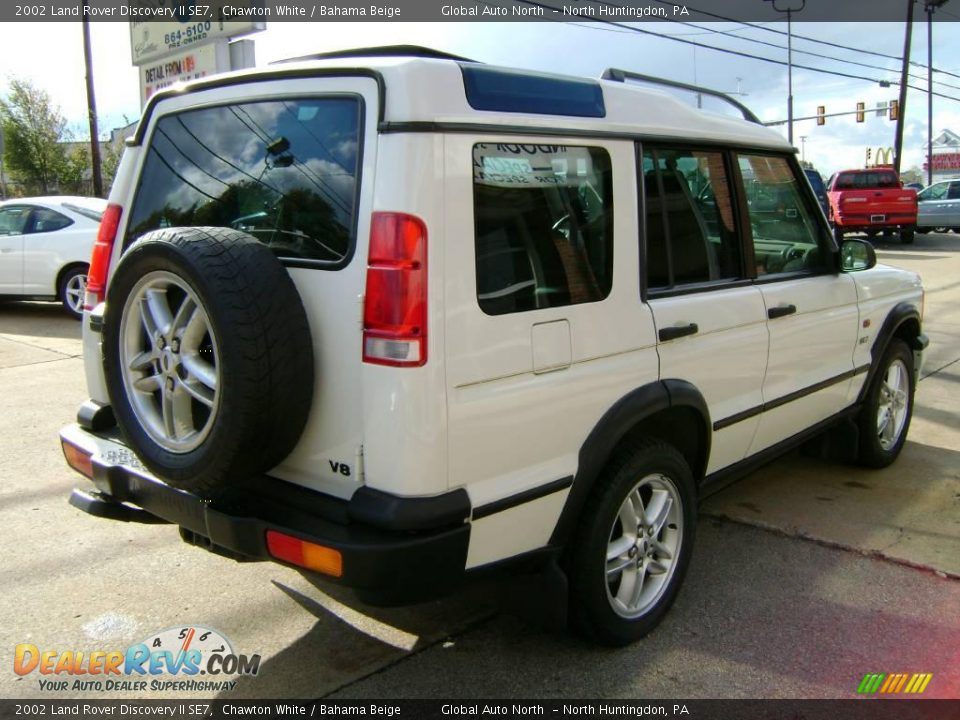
[916,179,960,233]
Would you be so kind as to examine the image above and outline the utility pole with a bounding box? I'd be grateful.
[926,0,948,185]
[765,0,806,147]
[82,0,103,197]
[893,0,915,175]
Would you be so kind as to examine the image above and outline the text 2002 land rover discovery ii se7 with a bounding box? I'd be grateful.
[60,48,927,646]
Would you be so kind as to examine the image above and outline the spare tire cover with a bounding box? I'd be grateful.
[102,226,314,497]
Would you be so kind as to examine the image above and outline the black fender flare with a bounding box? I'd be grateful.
[549,379,710,546]
[858,301,923,402]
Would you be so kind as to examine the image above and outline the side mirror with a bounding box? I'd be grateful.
[840,238,877,272]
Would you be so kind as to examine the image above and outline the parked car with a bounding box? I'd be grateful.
[0,196,107,318]
[916,178,960,233]
[826,168,917,244]
[59,48,927,646]
[803,168,829,217]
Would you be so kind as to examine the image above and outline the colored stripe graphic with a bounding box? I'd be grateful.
[857,672,932,694]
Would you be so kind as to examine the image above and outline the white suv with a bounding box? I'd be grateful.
[60,48,927,646]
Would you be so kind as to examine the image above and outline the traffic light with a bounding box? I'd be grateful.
[817,105,826,126]
[866,148,872,166]
[856,102,865,123]
[889,99,899,121]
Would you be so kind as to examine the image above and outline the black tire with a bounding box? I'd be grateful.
[102,227,314,497]
[900,227,915,245]
[857,339,915,469]
[567,438,697,646]
[58,265,88,320]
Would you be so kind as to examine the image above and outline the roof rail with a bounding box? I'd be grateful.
[601,68,761,124]
[275,45,479,65]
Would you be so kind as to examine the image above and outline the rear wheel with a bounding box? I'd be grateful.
[567,439,696,646]
[59,265,88,320]
[857,339,915,468]
[901,227,915,244]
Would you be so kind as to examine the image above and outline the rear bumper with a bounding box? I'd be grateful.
[59,422,471,605]
[833,214,916,230]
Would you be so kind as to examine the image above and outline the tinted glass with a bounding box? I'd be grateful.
[918,183,948,201]
[948,182,960,200]
[29,207,73,233]
[738,154,825,276]
[128,97,361,263]
[62,202,105,222]
[0,206,31,235]
[643,147,742,289]
[834,171,899,189]
[473,143,613,315]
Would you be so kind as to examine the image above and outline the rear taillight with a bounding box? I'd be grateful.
[362,212,428,367]
[84,203,122,310]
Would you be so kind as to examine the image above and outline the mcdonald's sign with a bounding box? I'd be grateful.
[867,146,894,167]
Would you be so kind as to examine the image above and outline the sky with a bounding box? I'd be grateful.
[1,18,959,180]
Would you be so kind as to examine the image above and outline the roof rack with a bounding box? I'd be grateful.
[601,68,761,125]
[275,45,479,65]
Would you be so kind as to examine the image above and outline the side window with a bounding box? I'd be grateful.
[473,143,613,316]
[127,97,362,264]
[948,182,960,200]
[28,207,73,234]
[737,154,826,277]
[642,146,743,290]
[918,183,947,201]
[0,206,31,236]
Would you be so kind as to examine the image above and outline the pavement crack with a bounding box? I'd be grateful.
[0,354,83,370]
[703,511,960,582]
[920,355,959,381]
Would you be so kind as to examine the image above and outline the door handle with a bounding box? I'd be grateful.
[768,304,797,319]
[658,323,699,342]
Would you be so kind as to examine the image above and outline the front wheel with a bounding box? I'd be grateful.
[567,439,696,646]
[857,339,915,468]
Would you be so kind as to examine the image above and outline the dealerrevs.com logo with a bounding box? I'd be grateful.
[14,626,261,693]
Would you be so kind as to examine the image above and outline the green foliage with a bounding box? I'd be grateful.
[0,78,70,195]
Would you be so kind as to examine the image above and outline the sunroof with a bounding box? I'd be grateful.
[460,65,605,118]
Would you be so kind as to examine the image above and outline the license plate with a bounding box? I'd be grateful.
[871,214,885,223]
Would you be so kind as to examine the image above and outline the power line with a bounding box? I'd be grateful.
[508,0,960,104]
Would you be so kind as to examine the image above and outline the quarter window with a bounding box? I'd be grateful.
[28,207,73,234]
[642,147,743,289]
[737,154,825,277]
[473,143,613,316]
[127,97,362,264]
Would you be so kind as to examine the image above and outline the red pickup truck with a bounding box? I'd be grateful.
[826,167,918,244]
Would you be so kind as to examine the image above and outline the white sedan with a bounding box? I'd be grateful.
[0,196,106,319]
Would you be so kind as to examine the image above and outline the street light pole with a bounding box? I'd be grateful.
[925,0,948,185]
[765,0,805,147]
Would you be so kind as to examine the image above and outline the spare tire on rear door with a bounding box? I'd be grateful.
[102,227,314,498]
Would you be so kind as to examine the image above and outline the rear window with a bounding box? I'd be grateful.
[834,171,899,190]
[127,96,362,264]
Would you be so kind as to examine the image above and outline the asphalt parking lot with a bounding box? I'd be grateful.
[1,231,958,701]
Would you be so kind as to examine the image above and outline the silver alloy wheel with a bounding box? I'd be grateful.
[64,273,86,314]
[605,473,684,619]
[877,358,909,451]
[119,271,220,453]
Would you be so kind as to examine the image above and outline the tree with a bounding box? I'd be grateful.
[0,78,69,195]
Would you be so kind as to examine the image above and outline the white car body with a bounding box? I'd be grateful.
[0,196,106,315]
[61,52,927,638]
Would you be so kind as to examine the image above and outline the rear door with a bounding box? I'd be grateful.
[736,153,860,454]
[0,205,30,294]
[641,145,768,474]
[916,181,950,228]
